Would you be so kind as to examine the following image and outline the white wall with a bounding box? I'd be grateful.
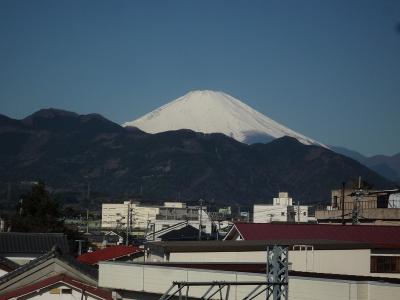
[99,262,400,300]
[157,249,400,279]
[290,249,373,277]
[14,283,100,300]
[169,251,266,263]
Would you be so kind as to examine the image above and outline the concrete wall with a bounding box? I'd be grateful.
[169,251,266,263]
[155,249,400,279]
[99,262,400,300]
[290,249,372,277]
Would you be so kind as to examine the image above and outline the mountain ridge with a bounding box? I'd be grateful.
[332,146,400,183]
[0,109,395,208]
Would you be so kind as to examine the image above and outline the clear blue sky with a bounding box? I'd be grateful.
[0,0,399,156]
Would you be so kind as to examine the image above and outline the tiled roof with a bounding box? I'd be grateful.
[231,223,400,246]
[77,245,142,265]
[0,247,97,286]
[0,274,112,300]
[0,232,69,254]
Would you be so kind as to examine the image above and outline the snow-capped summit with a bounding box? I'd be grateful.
[123,90,325,147]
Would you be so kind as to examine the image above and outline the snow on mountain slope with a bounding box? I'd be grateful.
[123,90,326,147]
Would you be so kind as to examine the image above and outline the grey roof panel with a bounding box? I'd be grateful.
[0,232,70,254]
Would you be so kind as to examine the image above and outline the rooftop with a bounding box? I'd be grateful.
[226,223,400,247]
[0,274,112,300]
[77,245,142,265]
[0,232,69,255]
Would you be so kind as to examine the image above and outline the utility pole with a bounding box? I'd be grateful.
[19,198,23,216]
[126,201,131,246]
[352,177,362,225]
[198,199,203,241]
[75,240,85,256]
[341,182,346,225]
[86,209,89,234]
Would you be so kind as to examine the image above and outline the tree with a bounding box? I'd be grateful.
[11,181,64,232]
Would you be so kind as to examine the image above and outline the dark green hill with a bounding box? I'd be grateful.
[0,109,395,207]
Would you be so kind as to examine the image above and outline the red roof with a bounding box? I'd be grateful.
[0,274,112,300]
[77,245,142,265]
[232,223,400,247]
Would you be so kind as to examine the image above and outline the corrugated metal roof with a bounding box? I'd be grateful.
[232,223,400,246]
[146,239,378,253]
[77,245,142,265]
[0,232,69,254]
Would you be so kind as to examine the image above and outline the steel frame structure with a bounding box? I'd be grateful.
[158,245,289,300]
[266,245,288,300]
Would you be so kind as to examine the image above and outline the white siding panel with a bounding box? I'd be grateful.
[99,262,144,291]
[99,262,400,300]
[143,266,187,294]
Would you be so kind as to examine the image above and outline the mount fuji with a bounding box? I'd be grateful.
[123,90,325,147]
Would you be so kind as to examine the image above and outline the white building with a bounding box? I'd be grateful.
[101,201,159,230]
[102,202,212,238]
[146,207,212,241]
[253,192,310,223]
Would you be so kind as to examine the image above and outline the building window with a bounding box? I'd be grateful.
[332,196,338,208]
[61,289,73,294]
[371,256,400,273]
[303,212,307,216]
[281,212,285,216]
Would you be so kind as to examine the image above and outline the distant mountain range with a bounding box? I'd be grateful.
[331,146,400,183]
[0,109,395,208]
